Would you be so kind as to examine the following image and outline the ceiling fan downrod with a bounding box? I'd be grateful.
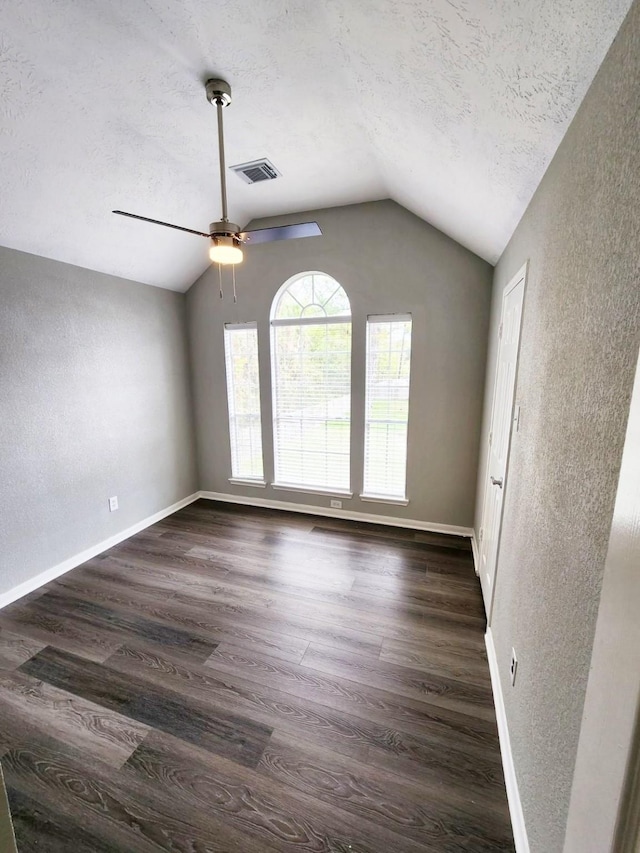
[205,78,243,265]
[206,78,234,230]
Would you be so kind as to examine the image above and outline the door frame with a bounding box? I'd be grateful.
[479,261,528,624]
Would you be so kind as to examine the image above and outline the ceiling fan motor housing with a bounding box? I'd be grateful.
[209,220,240,237]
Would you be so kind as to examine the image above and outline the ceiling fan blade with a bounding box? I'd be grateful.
[112,210,210,238]
[239,221,322,245]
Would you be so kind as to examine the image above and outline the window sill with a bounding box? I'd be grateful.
[360,494,409,506]
[229,478,267,488]
[272,483,353,499]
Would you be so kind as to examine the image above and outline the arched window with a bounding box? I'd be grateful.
[271,272,352,493]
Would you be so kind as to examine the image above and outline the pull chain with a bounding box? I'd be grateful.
[218,263,223,299]
[232,264,237,303]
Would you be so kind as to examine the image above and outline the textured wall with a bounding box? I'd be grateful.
[0,247,198,596]
[562,346,640,852]
[475,2,640,850]
[187,200,493,529]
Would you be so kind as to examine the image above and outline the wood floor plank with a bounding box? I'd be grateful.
[299,642,494,719]
[185,542,357,593]
[108,532,235,575]
[0,500,513,851]
[0,606,123,663]
[0,628,45,670]
[277,536,431,574]
[414,531,472,550]
[177,558,486,625]
[172,511,433,575]
[105,642,500,770]
[6,785,129,853]
[49,573,319,664]
[160,502,314,535]
[0,691,71,758]
[0,668,149,769]
[175,576,485,643]
[351,571,486,614]
[3,733,272,853]
[106,642,370,762]
[203,643,499,741]
[258,731,514,850]
[309,524,471,559]
[143,518,472,591]
[379,636,489,685]
[424,551,480,576]
[89,550,270,604]
[76,555,232,599]
[33,589,218,663]
[126,729,442,853]
[20,647,272,769]
[72,571,386,659]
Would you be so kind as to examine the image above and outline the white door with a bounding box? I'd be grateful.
[479,264,526,618]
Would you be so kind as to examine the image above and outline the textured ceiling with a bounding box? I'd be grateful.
[0,0,633,291]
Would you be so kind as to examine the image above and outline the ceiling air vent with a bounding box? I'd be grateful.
[230,159,281,185]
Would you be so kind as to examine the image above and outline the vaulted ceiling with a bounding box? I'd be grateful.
[0,0,632,291]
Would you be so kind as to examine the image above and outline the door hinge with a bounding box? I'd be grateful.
[488,431,492,446]
[499,322,503,340]
[479,528,484,542]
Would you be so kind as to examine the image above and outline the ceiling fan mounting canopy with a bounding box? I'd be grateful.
[112,76,322,268]
[205,78,232,108]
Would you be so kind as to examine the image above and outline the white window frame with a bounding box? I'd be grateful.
[270,272,353,497]
[223,321,266,487]
[361,313,412,505]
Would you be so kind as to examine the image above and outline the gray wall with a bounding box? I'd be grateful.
[187,199,493,529]
[475,3,640,850]
[0,247,198,596]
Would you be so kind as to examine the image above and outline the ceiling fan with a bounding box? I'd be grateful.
[113,78,322,268]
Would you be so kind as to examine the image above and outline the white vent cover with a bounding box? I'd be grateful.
[230,159,281,184]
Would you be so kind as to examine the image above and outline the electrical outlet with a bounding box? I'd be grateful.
[108,496,119,512]
[510,648,518,686]
[330,499,342,509]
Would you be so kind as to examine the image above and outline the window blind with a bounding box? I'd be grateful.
[271,273,352,493]
[363,314,412,500]
[223,322,264,481]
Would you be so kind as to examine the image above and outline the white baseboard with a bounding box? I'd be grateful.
[198,490,474,537]
[485,627,530,853]
[0,492,200,611]
[471,531,480,576]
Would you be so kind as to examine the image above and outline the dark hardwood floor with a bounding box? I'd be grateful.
[0,500,514,852]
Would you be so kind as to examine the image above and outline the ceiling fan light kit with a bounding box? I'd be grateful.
[112,78,322,294]
[209,234,243,265]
